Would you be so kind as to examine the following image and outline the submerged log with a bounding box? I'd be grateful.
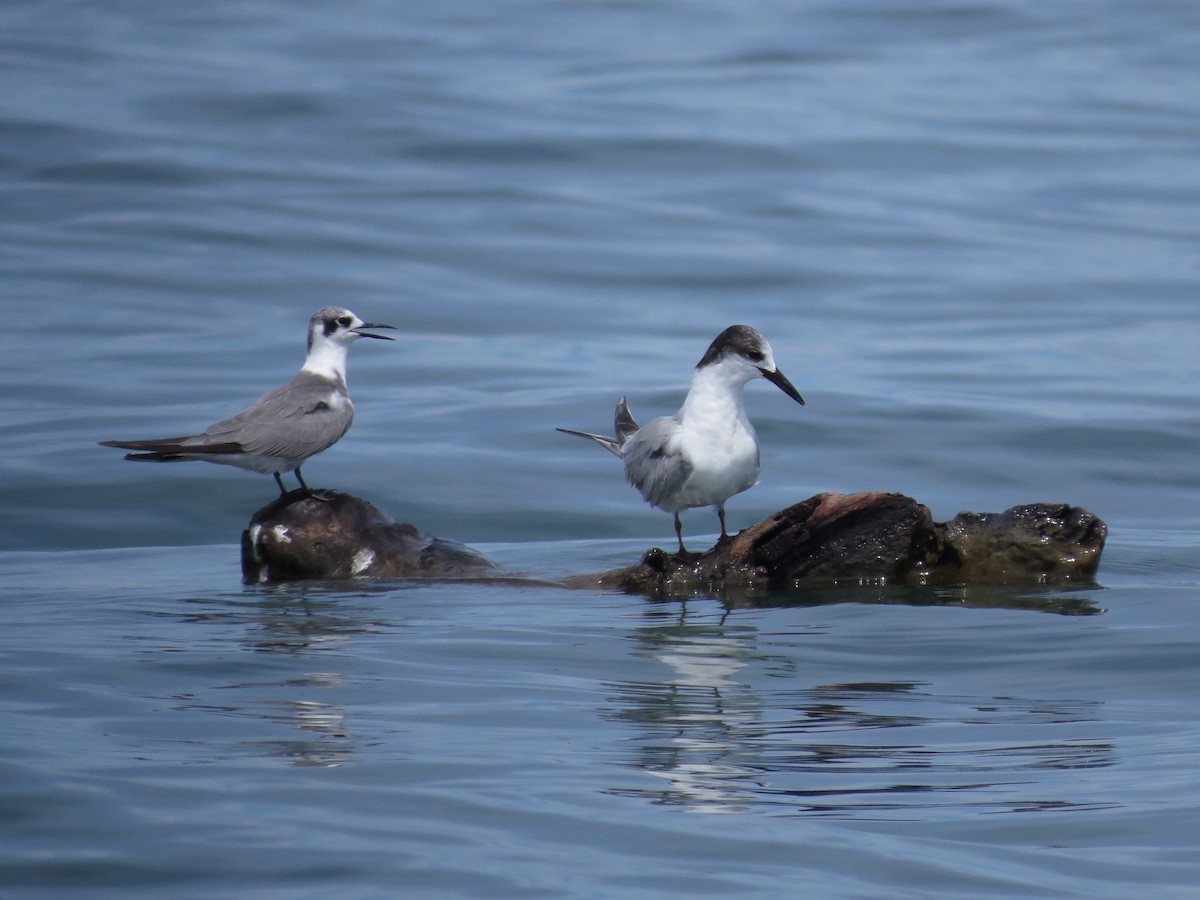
[573,492,1107,595]
[240,489,1106,592]
[241,490,497,584]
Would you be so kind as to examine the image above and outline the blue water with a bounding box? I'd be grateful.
[2,1,1199,896]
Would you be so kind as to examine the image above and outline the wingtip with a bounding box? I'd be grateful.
[614,396,639,443]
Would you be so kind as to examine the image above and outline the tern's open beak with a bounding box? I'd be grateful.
[761,366,806,406]
[353,323,397,340]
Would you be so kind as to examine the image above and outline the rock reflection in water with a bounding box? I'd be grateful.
[169,591,391,768]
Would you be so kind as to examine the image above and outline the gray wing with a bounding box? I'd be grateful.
[191,372,354,459]
[621,415,692,510]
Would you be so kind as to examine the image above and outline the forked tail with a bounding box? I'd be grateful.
[556,395,640,459]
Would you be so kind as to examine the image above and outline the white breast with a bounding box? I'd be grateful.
[674,419,760,509]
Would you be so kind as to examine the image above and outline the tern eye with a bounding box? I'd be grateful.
[745,349,765,363]
[336,315,352,328]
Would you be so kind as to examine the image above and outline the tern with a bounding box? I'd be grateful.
[557,324,805,555]
[100,306,395,495]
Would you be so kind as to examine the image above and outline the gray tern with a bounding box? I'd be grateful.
[558,324,805,555]
[100,306,395,494]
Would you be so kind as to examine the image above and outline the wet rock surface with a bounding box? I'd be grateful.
[571,491,1107,597]
[241,490,497,584]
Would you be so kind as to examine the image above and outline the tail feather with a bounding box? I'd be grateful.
[120,451,189,462]
[99,438,243,461]
[555,427,623,458]
[556,395,641,459]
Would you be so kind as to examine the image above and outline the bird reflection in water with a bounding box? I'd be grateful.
[604,602,1114,816]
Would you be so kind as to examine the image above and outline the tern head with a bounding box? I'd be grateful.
[696,325,805,405]
[307,306,396,353]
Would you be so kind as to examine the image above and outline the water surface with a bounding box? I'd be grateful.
[2,1,1198,897]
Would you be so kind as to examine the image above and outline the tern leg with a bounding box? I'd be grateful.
[294,468,309,491]
[674,512,688,556]
[273,472,288,496]
[717,504,729,542]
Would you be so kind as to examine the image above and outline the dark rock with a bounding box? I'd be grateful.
[240,489,1107,595]
[571,492,1106,596]
[937,503,1107,585]
[241,490,497,584]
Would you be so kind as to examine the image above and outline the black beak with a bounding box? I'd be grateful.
[353,323,397,340]
[761,367,805,406]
